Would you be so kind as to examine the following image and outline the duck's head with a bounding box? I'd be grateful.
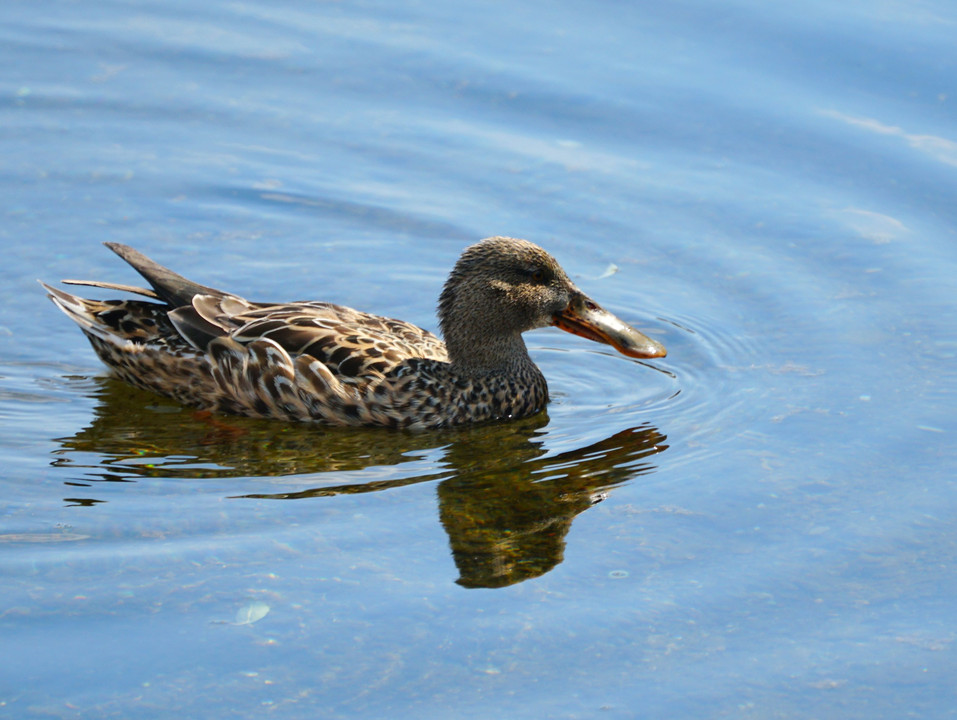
[438,236,666,371]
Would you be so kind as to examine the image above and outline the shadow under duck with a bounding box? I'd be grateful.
[42,237,666,429]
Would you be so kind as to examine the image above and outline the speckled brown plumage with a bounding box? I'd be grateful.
[42,237,665,429]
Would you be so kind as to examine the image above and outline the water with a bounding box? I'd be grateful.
[3,0,957,717]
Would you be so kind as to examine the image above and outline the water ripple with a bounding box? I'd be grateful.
[641,310,768,469]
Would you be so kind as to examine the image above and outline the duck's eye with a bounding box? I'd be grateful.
[521,266,546,283]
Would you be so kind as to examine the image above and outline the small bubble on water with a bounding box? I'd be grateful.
[609,570,629,579]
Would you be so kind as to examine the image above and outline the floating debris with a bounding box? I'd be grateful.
[597,263,619,280]
[234,601,271,626]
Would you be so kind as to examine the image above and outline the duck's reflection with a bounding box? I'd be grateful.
[55,377,668,588]
[436,424,664,587]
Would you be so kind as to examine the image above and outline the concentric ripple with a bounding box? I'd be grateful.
[532,304,769,469]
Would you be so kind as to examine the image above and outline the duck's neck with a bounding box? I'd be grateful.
[444,330,538,378]
[438,281,541,378]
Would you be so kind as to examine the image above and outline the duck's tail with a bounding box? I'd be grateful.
[41,278,175,348]
[40,282,127,344]
[41,242,229,339]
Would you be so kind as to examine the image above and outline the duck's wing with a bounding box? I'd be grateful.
[104,242,225,307]
[61,279,160,299]
[170,296,449,379]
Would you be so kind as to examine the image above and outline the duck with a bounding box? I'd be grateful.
[42,236,666,429]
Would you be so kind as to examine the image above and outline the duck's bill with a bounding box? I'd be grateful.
[553,294,667,359]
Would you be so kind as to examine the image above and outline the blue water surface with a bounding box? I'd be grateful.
[2,0,957,718]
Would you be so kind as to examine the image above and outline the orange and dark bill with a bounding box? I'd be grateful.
[553,292,666,359]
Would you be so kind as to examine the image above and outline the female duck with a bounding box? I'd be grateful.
[43,237,665,429]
